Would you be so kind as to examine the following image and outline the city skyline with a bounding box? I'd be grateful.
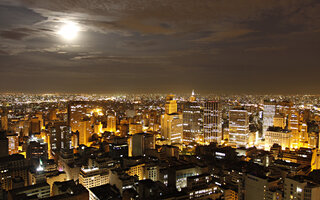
[1,0,320,94]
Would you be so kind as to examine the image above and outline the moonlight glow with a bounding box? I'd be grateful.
[58,21,79,40]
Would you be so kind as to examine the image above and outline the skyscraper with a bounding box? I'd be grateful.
[161,95,183,144]
[49,122,72,155]
[263,101,276,138]
[203,101,221,144]
[182,92,202,144]
[229,109,249,147]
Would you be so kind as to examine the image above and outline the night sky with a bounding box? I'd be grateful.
[0,0,320,94]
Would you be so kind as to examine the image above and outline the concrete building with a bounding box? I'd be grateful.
[229,110,249,147]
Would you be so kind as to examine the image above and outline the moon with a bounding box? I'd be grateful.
[58,21,80,40]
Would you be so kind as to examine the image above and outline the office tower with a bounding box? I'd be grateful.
[79,119,93,146]
[49,122,72,155]
[107,115,116,133]
[0,114,8,131]
[148,110,160,132]
[129,123,143,135]
[0,154,29,191]
[263,101,276,138]
[128,133,155,157]
[264,127,292,150]
[0,131,8,157]
[229,109,249,147]
[161,113,183,144]
[203,101,221,144]
[182,92,202,144]
[49,109,57,121]
[30,117,41,135]
[26,138,48,167]
[165,95,177,114]
[7,132,19,155]
[35,113,44,130]
[273,114,286,129]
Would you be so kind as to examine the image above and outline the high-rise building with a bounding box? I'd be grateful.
[128,133,155,157]
[263,101,276,138]
[7,132,19,155]
[30,117,41,135]
[161,113,183,144]
[0,114,8,131]
[273,114,286,129]
[229,109,249,147]
[129,123,143,135]
[26,137,48,167]
[0,131,8,157]
[107,115,116,133]
[203,101,221,144]
[0,154,29,191]
[79,119,93,146]
[49,122,72,155]
[264,127,292,150]
[182,97,202,144]
[165,95,177,115]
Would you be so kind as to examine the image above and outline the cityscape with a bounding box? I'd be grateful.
[1,0,320,200]
[1,93,320,199]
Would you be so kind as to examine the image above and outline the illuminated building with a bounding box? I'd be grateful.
[0,154,29,191]
[145,164,159,181]
[107,115,116,133]
[128,133,155,157]
[308,132,318,149]
[265,127,292,150]
[49,122,72,156]
[273,114,286,129]
[79,165,110,189]
[228,109,249,147]
[7,132,19,155]
[129,123,143,135]
[182,93,202,143]
[79,119,93,146]
[203,101,221,144]
[311,149,320,171]
[263,101,276,138]
[68,101,102,133]
[284,177,320,200]
[26,137,48,167]
[49,109,57,121]
[161,95,183,144]
[126,163,146,180]
[161,113,183,144]
[165,95,177,114]
[148,110,160,132]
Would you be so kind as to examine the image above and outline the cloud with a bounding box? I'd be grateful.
[245,46,287,52]
[0,27,35,40]
[17,0,320,36]
[194,29,256,43]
